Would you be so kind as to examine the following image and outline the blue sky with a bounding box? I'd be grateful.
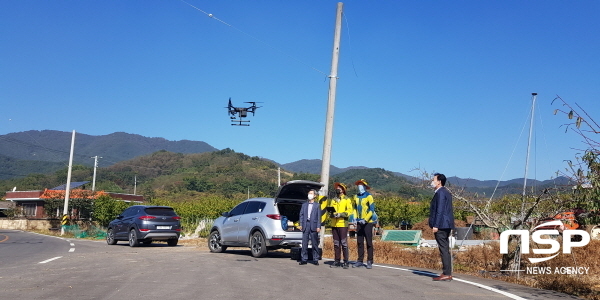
[1,1,598,181]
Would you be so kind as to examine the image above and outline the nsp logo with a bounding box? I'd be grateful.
[500,220,590,263]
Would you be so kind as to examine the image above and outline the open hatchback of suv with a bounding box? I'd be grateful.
[208,180,324,257]
[106,205,181,247]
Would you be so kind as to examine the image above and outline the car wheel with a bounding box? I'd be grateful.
[167,239,178,247]
[208,231,227,253]
[128,229,140,247]
[106,228,117,245]
[250,231,267,258]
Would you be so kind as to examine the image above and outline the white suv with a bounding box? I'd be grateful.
[207,180,323,257]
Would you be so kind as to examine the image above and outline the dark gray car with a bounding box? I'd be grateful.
[106,205,181,247]
[208,180,324,257]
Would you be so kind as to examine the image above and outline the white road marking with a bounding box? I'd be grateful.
[375,264,527,300]
[28,232,76,255]
[39,256,62,264]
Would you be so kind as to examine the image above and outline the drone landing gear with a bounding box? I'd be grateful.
[232,120,250,126]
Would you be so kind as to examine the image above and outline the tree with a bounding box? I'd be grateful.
[454,95,600,271]
[183,176,212,192]
[553,96,600,225]
[91,194,132,227]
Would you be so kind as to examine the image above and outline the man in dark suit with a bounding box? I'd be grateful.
[428,173,455,281]
[298,189,322,265]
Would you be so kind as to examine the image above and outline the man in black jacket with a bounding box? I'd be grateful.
[429,173,455,281]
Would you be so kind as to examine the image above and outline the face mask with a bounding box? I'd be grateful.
[308,194,315,200]
[358,185,366,194]
[430,181,437,188]
[335,190,341,195]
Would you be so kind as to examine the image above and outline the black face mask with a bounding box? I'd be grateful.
[335,190,341,195]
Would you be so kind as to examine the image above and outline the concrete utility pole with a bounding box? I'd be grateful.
[319,2,343,249]
[320,2,343,197]
[61,130,76,236]
[91,156,102,191]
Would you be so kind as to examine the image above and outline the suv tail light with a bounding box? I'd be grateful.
[139,216,156,220]
[172,216,181,220]
[266,214,281,220]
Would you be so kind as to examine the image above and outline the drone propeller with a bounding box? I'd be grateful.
[226,97,236,115]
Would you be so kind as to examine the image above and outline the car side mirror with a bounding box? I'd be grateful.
[117,215,124,219]
[221,212,230,218]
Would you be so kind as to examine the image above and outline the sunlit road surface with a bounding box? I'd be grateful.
[0,230,580,300]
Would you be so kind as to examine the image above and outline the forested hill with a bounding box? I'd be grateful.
[0,149,429,200]
[331,168,429,199]
[0,131,570,195]
[0,130,218,179]
[88,150,430,200]
[0,149,287,199]
[280,158,571,194]
[281,159,369,176]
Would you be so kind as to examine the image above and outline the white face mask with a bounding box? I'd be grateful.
[308,194,315,200]
[430,181,437,188]
[358,185,366,194]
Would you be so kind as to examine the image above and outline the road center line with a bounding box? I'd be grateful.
[39,256,63,264]
[69,248,75,252]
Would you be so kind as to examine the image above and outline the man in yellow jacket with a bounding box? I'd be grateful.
[328,182,353,269]
[351,179,377,269]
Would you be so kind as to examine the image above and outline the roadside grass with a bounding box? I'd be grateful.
[178,237,208,249]
[29,228,78,239]
[29,226,106,240]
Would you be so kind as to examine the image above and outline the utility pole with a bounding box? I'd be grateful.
[319,2,343,197]
[521,93,537,220]
[61,130,76,236]
[319,2,343,249]
[134,175,137,195]
[91,156,102,191]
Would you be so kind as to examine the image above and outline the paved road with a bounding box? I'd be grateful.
[0,230,580,300]
[0,229,72,269]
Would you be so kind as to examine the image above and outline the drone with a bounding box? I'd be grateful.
[226,98,262,126]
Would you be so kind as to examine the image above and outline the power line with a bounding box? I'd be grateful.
[178,0,328,76]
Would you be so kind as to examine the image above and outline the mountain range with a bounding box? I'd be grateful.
[0,130,570,192]
[0,130,216,178]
